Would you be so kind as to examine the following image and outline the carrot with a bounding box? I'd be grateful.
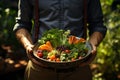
[69,36,85,44]
[49,55,56,61]
[68,36,72,44]
[78,38,86,43]
[73,38,80,44]
[68,36,76,44]
[46,41,52,48]
[38,41,53,51]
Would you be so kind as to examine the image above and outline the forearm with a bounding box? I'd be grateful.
[15,28,33,49]
[89,32,104,47]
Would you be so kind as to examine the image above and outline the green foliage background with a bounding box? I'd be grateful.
[92,0,120,80]
[0,1,21,51]
[0,0,120,80]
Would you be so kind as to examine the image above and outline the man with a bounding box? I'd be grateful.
[13,0,107,80]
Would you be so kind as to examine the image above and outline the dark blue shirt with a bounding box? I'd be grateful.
[13,0,107,39]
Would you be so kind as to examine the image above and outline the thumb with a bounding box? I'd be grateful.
[26,44,34,54]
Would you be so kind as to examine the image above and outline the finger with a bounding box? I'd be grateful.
[28,48,33,54]
[26,45,34,54]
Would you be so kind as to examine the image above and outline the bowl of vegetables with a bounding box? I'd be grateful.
[29,29,92,69]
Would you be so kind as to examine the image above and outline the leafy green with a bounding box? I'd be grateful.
[38,28,70,48]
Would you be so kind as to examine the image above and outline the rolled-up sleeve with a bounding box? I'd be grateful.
[13,0,33,32]
[87,0,107,37]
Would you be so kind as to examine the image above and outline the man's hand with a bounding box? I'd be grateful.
[80,32,103,66]
[25,44,34,54]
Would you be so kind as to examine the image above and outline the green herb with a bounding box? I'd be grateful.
[38,28,70,48]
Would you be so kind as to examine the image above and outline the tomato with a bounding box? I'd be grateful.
[65,49,70,53]
[37,52,43,58]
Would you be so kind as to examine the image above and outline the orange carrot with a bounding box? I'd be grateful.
[69,36,85,44]
[68,36,76,44]
[38,41,53,51]
[49,55,56,61]
[78,38,86,43]
[46,41,52,48]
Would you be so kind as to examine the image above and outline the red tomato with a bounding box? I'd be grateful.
[65,49,70,53]
[37,52,43,58]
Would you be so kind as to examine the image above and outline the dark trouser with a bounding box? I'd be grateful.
[25,60,92,80]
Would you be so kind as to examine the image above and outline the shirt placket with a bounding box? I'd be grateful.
[58,0,64,28]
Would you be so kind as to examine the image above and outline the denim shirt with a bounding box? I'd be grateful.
[13,0,107,40]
